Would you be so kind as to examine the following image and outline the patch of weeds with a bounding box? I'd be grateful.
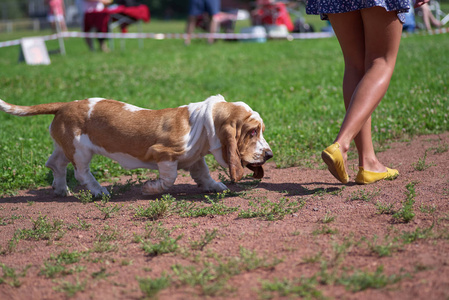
[40,262,66,279]
[312,225,338,236]
[375,201,395,215]
[134,194,174,220]
[0,264,30,287]
[302,251,323,264]
[260,276,324,299]
[419,203,436,214]
[236,179,261,189]
[429,141,448,154]
[392,182,416,223]
[91,241,118,253]
[40,250,86,278]
[175,198,238,218]
[325,238,355,269]
[141,234,183,256]
[113,178,138,194]
[216,165,230,181]
[364,235,400,257]
[75,189,111,204]
[236,246,283,271]
[321,212,335,224]
[399,224,434,244]
[190,229,218,251]
[171,264,223,296]
[137,275,171,299]
[74,190,94,204]
[99,192,111,204]
[204,190,232,202]
[312,188,330,198]
[444,186,449,196]
[54,277,87,297]
[91,267,114,280]
[171,247,281,296]
[76,217,92,230]
[52,249,84,264]
[338,265,404,292]
[134,222,174,242]
[121,259,132,266]
[96,225,120,242]
[211,247,282,276]
[40,263,85,279]
[430,142,448,154]
[348,188,380,202]
[238,197,305,221]
[27,200,34,206]
[94,202,123,220]
[329,186,345,196]
[9,214,23,224]
[412,150,436,171]
[9,214,65,251]
[304,186,345,199]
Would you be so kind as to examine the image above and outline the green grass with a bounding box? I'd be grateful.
[238,197,305,221]
[260,277,324,299]
[141,234,183,256]
[134,194,175,220]
[9,214,65,251]
[137,275,171,299]
[392,182,417,223]
[0,25,448,195]
[348,188,380,202]
[339,265,404,292]
[0,264,30,287]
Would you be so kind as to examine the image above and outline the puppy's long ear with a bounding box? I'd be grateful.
[220,124,245,182]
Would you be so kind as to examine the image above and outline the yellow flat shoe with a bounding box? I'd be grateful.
[321,142,349,184]
[355,167,399,184]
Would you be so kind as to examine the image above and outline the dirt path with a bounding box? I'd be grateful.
[0,132,448,300]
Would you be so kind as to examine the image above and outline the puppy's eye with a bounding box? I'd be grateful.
[250,129,257,137]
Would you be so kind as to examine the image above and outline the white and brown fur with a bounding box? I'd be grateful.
[0,95,272,197]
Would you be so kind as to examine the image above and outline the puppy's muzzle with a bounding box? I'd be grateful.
[246,149,273,179]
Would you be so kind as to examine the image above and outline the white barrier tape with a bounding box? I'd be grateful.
[402,26,449,37]
[61,31,335,40]
[0,30,333,48]
[1,27,448,48]
[0,38,21,47]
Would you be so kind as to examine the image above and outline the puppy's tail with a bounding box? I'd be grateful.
[0,99,66,116]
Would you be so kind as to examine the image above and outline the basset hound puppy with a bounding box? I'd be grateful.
[0,95,273,197]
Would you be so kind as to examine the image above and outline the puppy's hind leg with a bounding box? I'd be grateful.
[45,143,71,197]
[142,161,178,195]
[189,158,228,193]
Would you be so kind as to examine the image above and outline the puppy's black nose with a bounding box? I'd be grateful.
[264,150,273,161]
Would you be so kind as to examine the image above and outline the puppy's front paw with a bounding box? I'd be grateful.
[54,187,72,197]
[92,186,110,198]
[201,181,228,193]
[142,180,164,195]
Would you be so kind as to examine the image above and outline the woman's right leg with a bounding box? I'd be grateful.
[328,7,403,173]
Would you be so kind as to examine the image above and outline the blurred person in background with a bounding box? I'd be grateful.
[81,0,112,52]
[416,2,442,30]
[47,0,68,32]
[185,0,221,45]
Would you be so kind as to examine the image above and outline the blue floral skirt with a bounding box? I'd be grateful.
[306,0,411,23]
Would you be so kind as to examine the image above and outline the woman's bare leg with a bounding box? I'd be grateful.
[420,3,442,30]
[328,7,403,172]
